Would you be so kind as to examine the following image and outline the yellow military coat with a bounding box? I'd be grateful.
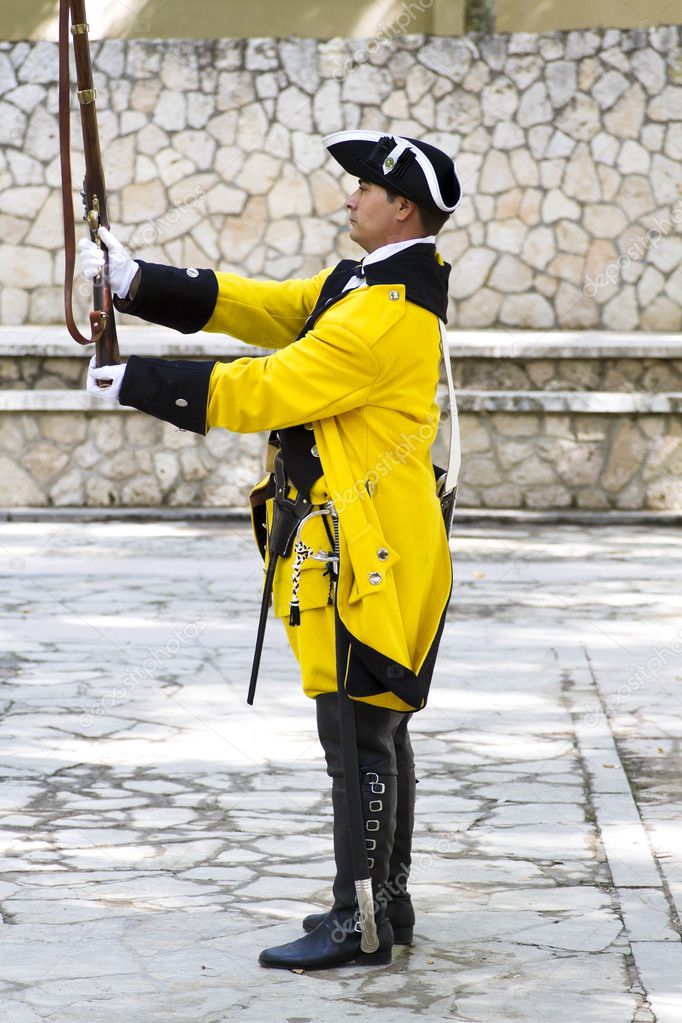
[199,269,452,711]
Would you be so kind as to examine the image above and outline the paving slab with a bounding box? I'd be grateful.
[0,518,681,1022]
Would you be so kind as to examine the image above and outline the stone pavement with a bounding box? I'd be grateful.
[0,516,681,1023]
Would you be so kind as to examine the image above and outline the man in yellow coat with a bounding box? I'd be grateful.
[81,130,461,969]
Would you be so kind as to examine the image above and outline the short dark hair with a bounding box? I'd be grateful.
[385,188,449,236]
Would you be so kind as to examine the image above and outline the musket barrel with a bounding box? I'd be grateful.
[59,0,119,366]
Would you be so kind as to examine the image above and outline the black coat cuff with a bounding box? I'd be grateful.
[119,356,217,434]
[114,261,218,334]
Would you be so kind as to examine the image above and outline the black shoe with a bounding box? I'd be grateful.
[302,895,415,945]
[259,911,393,970]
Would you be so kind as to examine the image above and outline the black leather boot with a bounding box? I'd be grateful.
[302,714,416,944]
[381,719,416,943]
[259,771,397,970]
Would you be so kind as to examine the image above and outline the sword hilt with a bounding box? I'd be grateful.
[355,879,379,953]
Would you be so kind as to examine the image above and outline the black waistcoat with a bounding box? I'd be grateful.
[276,243,451,494]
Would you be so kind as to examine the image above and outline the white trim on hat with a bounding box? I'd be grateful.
[323,129,461,213]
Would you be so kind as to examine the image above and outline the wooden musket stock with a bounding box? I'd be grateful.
[59,0,120,367]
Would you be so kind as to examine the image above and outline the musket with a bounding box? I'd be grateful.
[59,0,120,368]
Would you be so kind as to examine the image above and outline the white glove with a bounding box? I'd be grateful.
[86,355,127,404]
[78,225,139,299]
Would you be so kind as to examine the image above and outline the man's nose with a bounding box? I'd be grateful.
[345,191,358,210]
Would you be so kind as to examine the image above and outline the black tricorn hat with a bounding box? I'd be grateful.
[324,130,461,214]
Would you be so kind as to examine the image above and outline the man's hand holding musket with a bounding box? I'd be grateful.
[80,131,462,971]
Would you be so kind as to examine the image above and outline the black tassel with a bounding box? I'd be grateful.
[289,603,301,627]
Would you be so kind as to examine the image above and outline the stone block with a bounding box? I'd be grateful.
[121,477,163,506]
[648,85,682,121]
[499,294,554,329]
[497,440,534,470]
[121,180,168,223]
[494,414,541,438]
[268,166,312,219]
[554,440,603,486]
[601,421,647,492]
[518,189,543,227]
[459,417,491,454]
[542,190,580,223]
[509,149,539,187]
[486,219,526,255]
[640,296,682,332]
[646,479,682,510]
[545,60,577,108]
[556,95,601,141]
[419,38,472,82]
[517,82,552,127]
[525,484,572,508]
[664,123,682,161]
[0,455,46,506]
[0,245,52,291]
[457,289,502,328]
[460,455,502,487]
[492,122,525,151]
[153,91,187,133]
[592,70,629,110]
[603,288,639,332]
[489,255,533,293]
[555,282,600,329]
[436,92,481,135]
[481,77,519,126]
[161,44,200,92]
[495,188,524,219]
[603,83,645,139]
[650,154,681,206]
[49,469,84,507]
[449,248,496,300]
[481,484,523,508]
[510,456,558,487]
[563,143,601,203]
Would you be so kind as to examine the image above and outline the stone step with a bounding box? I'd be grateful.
[2,325,682,359]
[1,387,681,415]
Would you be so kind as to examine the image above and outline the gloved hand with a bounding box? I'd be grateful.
[78,225,139,299]
[86,355,127,404]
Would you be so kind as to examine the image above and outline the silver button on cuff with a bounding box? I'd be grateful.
[369,572,382,585]
[186,268,199,278]
[175,398,188,407]
[389,290,400,301]
[377,547,389,561]
[311,444,319,458]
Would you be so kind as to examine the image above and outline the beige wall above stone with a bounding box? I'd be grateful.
[2,1,682,41]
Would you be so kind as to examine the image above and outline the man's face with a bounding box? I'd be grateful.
[345,179,403,254]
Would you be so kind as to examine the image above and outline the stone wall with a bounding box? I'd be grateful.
[1,329,680,511]
[1,25,681,331]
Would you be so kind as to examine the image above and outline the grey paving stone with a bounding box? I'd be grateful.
[0,519,681,1021]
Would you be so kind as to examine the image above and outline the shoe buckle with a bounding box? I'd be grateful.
[365,838,376,851]
[370,781,385,794]
[369,799,383,812]
[366,819,379,832]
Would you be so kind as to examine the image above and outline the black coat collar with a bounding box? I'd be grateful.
[299,242,451,338]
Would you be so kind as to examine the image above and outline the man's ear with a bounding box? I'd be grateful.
[395,196,417,222]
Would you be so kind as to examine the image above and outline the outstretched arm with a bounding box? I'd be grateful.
[80,226,333,349]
